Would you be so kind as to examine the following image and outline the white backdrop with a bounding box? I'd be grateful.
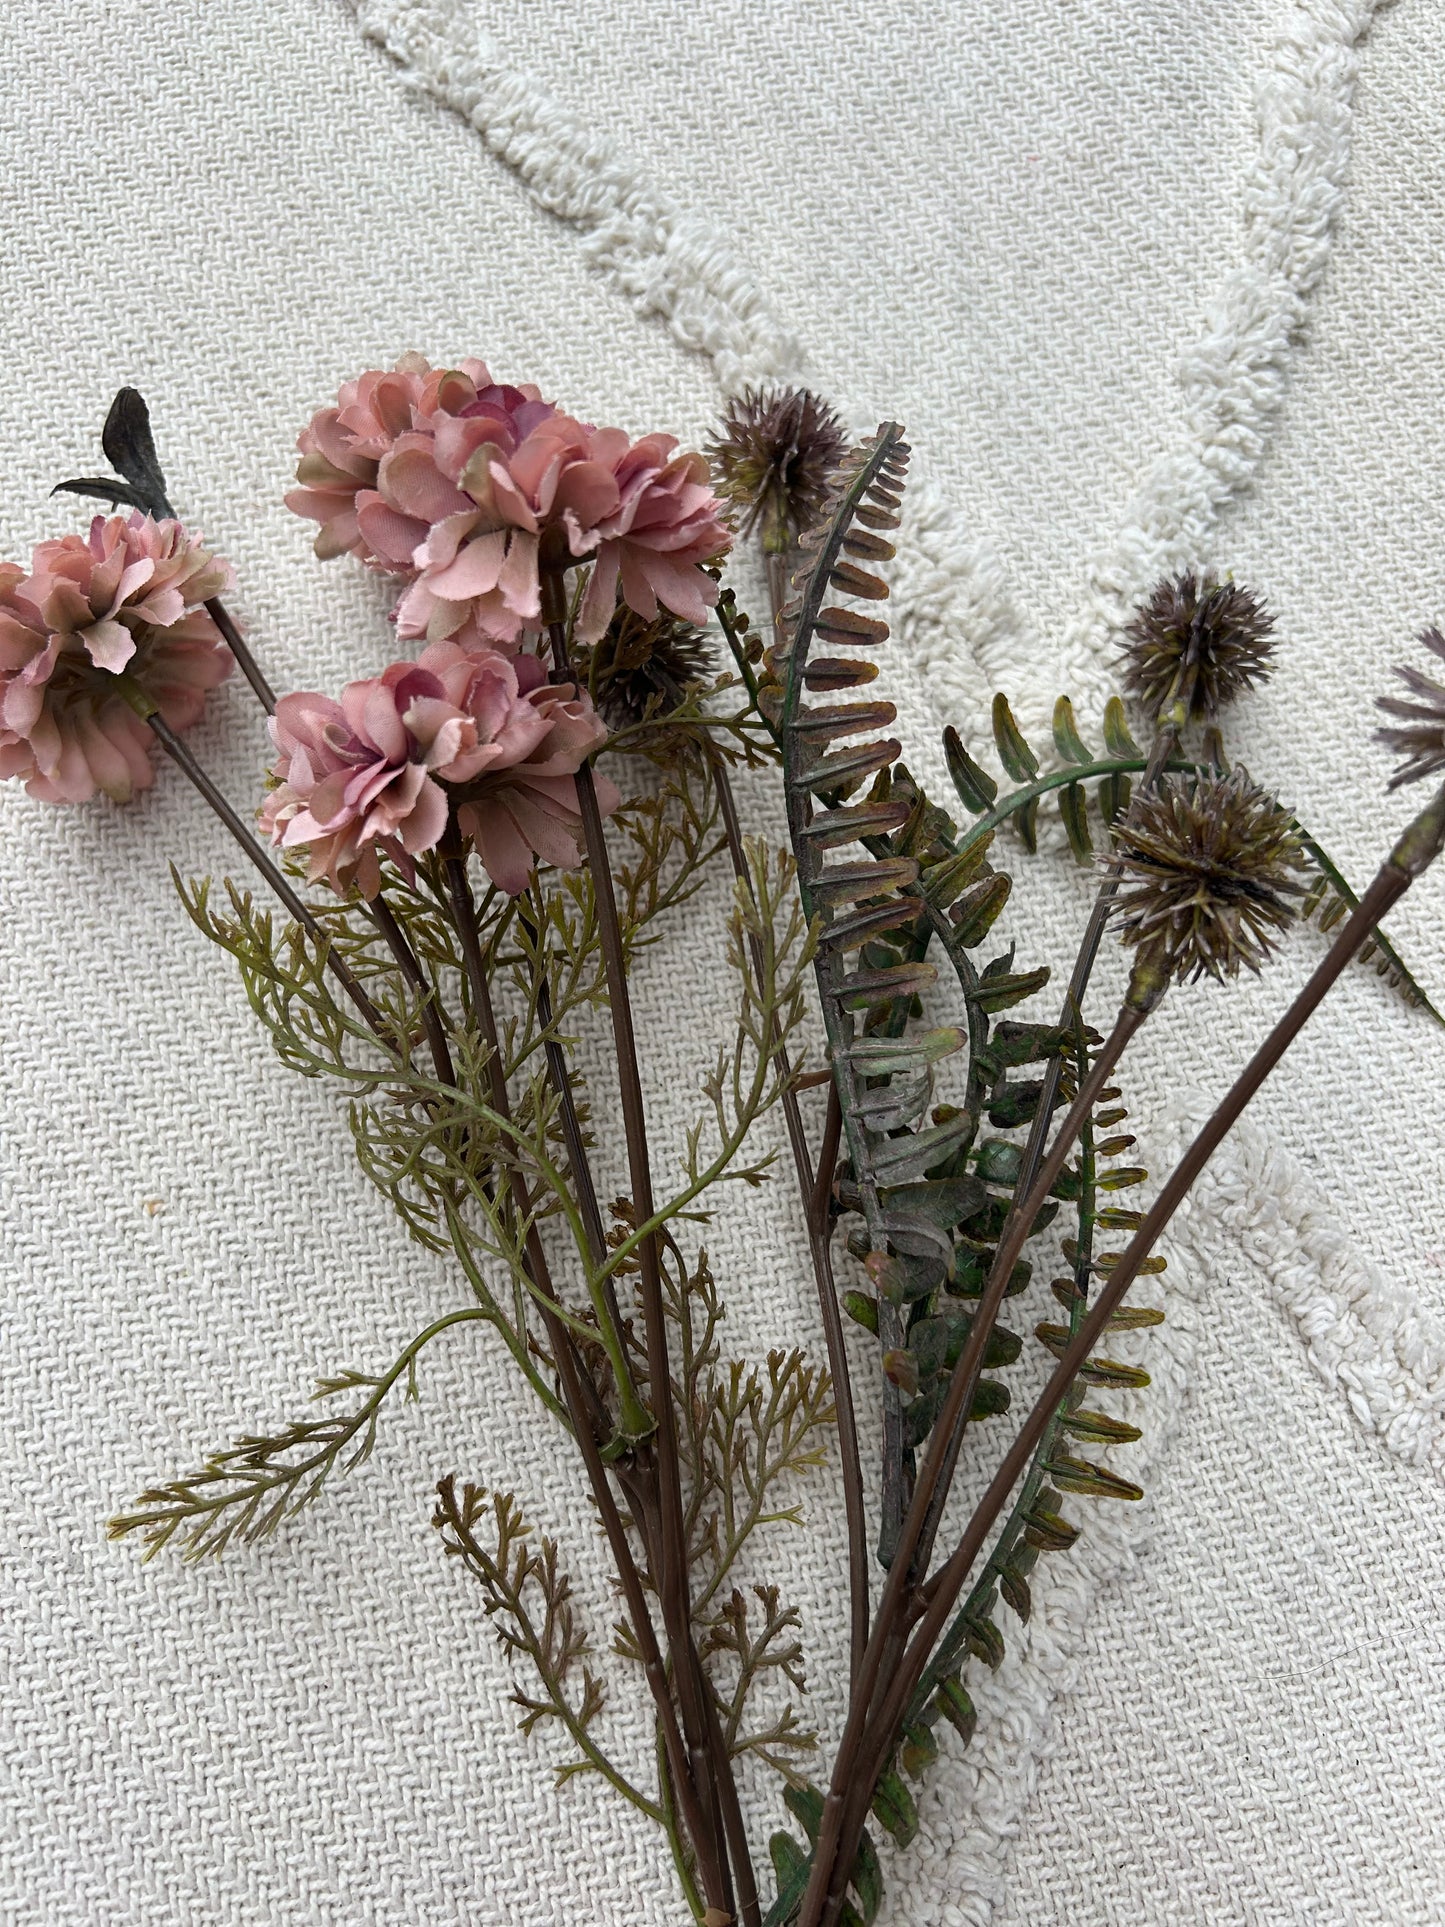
[2,2,1443,1922]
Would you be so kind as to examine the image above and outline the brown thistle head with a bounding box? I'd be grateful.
[706,385,848,551]
[1120,572,1277,723]
[1110,767,1309,988]
[579,602,716,727]
[1375,627,1445,790]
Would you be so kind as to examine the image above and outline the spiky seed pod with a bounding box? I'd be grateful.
[1120,571,1277,722]
[1110,767,1309,984]
[579,602,716,726]
[706,385,849,550]
[1375,627,1445,789]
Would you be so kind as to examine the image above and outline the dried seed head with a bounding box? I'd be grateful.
[1375,627,1445,789]
[706,386,848,547]
[1110,768,1308,984]
[1120,572,1277,722]
[579,602,716,726]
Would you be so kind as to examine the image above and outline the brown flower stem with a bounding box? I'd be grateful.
[545,593,757,1926]
[806,808,1443,1926]
[441,848,648,1442]
[902,717,1186,1587]
[204,596,277,714]
[368,891,456,1086]
[437,846,731,1909]
[906,999,1148,1578]
[710,740,869,1682]
[515,899,609,1267]
[797,1003,1148,1927]
[135,703,393,1050]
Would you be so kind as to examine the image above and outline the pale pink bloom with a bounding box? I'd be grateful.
[571,430,732,644]
[0,515,234,804]
[260,661,469,898]
[419,638,620,895]
[285,355,554,566]
[397,416,731,650]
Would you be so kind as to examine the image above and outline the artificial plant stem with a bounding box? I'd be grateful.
[908,1000,1147,1574]
[798,1003,1148,1927]
[437,847,732,1912]
[711,742,869,1682]
[205,596,277,713]
[517,899,609,1266]
[810,808,1444,1926]
[136,704,392,1048]
[368,891,456,1086]
[443,852,646,1439]
[546,602,758,1927]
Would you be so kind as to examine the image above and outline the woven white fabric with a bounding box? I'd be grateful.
[2,2,1443,1924]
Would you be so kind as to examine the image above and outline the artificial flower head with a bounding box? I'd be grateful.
[285,355,554,566]
[260,662,467,898]
[1120,572,1277,723]
[262,642,617,899]
[706,385,848,546]
[1109,767,1309,984]
[419,638,619,894]
[1375,627,1445,790]
[580,602,717,728]
[0,514,233,804]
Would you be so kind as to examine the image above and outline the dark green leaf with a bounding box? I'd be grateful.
[943,725,998,811]
[100,387,173,516]
[969,1377,1011,1422]
[970,964,1051,1014]
[1046,1452,1145,1501]
[849,1829,883,1925]
[871,1772,919,1847]
[901,1719,939,1778]
[1016,793,1040,854]
[1023,1495,1080,1553]
[784,1784,824,1845]
[919,836,995,908]
[950,1247,1031,1298]
[934,1674,977,1744]
[1102,695,1140,758]
[842,1290,879,1334]
[975,1138,1023,1188]
[879,1174,988,1232]
[1061,1407,1144,1444]
[998,1562,1032,1622]
[963,1612,1006,1669]
[948,873,1012,949]
[992,693,1040,782]
[1059,782,1092,861]
[1099,770,1132,826]
[769,1830,810,1891]
[1052,695,1094,764]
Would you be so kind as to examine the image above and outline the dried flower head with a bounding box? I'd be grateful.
[706,386,848,546]
[580,603,716,726]
[1120,572,1276,722]
[1375,627,1445,789]
[1110,767,1308,983]
[0,514,233,803]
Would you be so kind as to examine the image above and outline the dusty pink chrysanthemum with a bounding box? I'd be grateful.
[419,638,619,894]
[263,643,617,898]
[260,662,469,898]
[0,514,234,804]
[571,428,732,644]
[284,355,555,566]
[394,415,732,650]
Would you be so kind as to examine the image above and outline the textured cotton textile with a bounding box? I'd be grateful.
[2,2,1443,1923]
